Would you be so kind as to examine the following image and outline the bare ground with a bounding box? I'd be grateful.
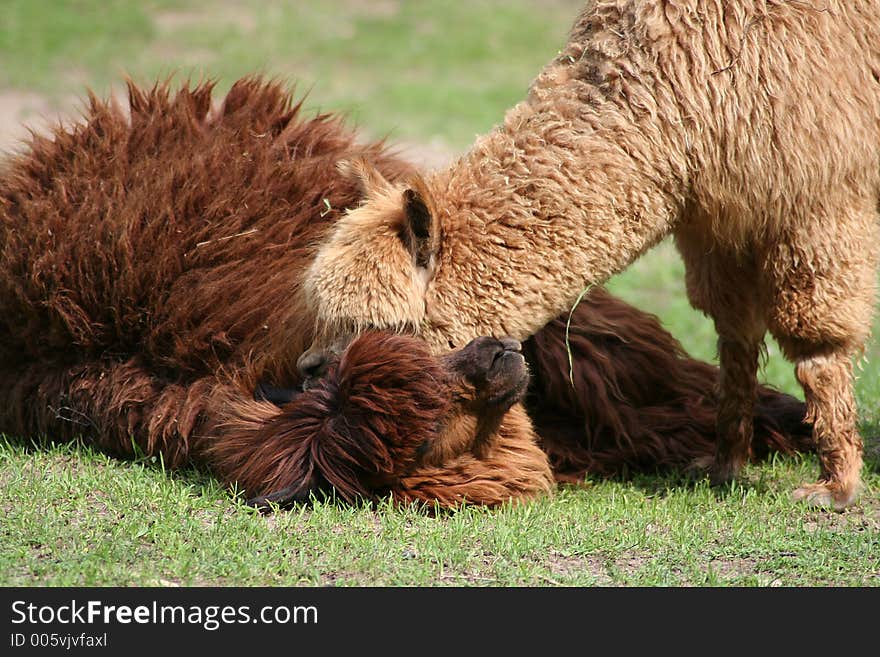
[0,87,454,171]
[0,91,58,155]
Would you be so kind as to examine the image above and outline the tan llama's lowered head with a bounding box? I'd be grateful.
[303,158,442,358]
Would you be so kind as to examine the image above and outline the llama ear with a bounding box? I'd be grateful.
[337,157,391,199]
[402,178,439,269]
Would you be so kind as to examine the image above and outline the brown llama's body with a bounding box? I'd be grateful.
[0,77,409,466]
[0,77,811,507]
[523,288,813,481]
[0,77,555,506]
[305,0,878,508]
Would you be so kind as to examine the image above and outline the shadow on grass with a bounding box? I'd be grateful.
[4,424,878,517]
[860,421,880,475]
[586,427,880,505]
[0,432,426,517]
[585,467,772,501]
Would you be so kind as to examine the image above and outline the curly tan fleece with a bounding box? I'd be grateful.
[307,0,880,509]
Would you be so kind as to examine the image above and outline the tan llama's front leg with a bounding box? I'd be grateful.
[675,228,767,483]
[711,329,764,484]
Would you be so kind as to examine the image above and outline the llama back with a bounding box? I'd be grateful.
[538,0,880,247]
[0,77,411,377]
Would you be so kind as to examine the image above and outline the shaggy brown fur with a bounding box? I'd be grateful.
[524,288,813,480]
[0,76,811,508]
[209,332,554,507]
[0,76,411,461]
[305,0,879,509]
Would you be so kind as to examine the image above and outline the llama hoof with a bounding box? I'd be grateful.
[792,481,858,511]
[708,456,744,487]
[684,456,713,480]
[709,470,733,487]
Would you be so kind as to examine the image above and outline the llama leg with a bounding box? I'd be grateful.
[789,351,863,509]
[710,320,765,484]
[0,358,213,468]
[675,228,766,483]
[764,209,878,510]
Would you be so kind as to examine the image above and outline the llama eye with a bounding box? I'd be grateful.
[254,382,302,407]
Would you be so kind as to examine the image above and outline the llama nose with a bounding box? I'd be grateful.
[500,337,521,353]
[297,349,329,380]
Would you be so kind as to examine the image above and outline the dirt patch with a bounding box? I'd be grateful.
[153,6,258,34]
[0,89,106,156]
[802,500,880,534]
[156,578,182,587]
[0,91,58,154]
[437,570,502,585]
[546,552,615,585]
[703,556,765,581]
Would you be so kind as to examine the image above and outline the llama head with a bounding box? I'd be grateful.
[244,332,529,508]
[302,158,441,367]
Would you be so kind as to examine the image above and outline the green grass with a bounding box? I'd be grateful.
[3,439,877,586]
[0,0,579,149]
[1,0,879,587]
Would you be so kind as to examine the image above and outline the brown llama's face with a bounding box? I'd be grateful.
[301,159,440,367]
[249,332,528,508]
[440,336,529,412]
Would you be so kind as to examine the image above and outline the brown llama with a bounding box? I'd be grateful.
[303,1,879,509]
[0,77,555,507]
[0,76,811,508]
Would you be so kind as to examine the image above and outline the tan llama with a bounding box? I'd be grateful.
[304,0,880,509]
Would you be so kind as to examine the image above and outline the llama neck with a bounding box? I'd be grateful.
[422,82,687,351]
